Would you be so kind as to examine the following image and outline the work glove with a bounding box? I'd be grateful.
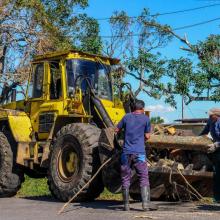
[207,142,220,154]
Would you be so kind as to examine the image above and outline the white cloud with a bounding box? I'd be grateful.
[145,104,175,113]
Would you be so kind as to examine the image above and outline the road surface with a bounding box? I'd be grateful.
[0,196,220,220]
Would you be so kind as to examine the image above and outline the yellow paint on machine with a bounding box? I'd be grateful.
[100,99,125,125]
[8,115,32,142]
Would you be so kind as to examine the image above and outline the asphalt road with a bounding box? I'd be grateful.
[0,197,220,220]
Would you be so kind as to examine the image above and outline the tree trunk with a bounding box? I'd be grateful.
[0,43,7,74]
[147,135,212,152]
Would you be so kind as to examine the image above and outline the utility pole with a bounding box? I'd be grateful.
[182,95,184,120]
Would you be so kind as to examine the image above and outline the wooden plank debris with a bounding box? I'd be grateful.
[148,135,213,152]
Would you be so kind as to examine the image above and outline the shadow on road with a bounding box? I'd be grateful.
[20,196,127,211]
[21,196,211,214]
[20,195,60,203]
[64,201,193,213]
[197,204,220,212]
[64,200,145,213]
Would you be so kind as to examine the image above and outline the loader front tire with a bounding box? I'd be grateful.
[48,123,104,202]
[0,132,24,197]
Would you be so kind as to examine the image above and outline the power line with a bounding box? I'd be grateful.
[152,3,220,17]
[173,16,220,30]
[94,3,220,21]
[99,16,220,38]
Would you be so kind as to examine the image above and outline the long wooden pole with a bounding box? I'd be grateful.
[148,135,212,152]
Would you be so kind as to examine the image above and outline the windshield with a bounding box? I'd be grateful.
[66,59,113,100]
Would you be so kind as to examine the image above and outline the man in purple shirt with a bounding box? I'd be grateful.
[200,107,220,203]
[116,100,157,211]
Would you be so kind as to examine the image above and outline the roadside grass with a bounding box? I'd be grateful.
[17,176,121,201]
[99,188,121,201]
[17,176,50,197]
[16,176,214,203]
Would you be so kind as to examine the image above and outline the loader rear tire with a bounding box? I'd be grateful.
[0,132,24,197]
[48,123,104,202]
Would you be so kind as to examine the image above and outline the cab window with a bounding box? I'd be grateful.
[66,59,112,100]
[49,61,62,99]
[28,63,44,98]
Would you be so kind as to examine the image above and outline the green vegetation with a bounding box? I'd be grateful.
[17,176,121,200]
[17,176,50,197]
[108,10,220,107]
[17,176,212,203]
[150,116,165,124]
[98,188,121,201]
[1,2,219,106]
[0,0,102,79]
[166,35,220,104]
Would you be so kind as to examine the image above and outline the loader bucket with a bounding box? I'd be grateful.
[98,128,214,201]
[130,166,213,201]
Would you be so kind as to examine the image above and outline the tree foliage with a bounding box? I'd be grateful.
[0,0,102,83]
[75,14,102,54]
[104,9,176,105]
[1,2,219,107]
[165,34,220,104]
[105,8,220,107]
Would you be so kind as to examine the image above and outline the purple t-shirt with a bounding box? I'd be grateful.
[117,112,151,154]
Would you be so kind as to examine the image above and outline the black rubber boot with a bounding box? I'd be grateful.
[141,186,158,211]
[122,188,130,211]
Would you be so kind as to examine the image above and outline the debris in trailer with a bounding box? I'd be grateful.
[148,135,213,152]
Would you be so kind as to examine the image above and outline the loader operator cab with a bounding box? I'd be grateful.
[0,50,125,137]
[66,59,113,101]
[28,52,115,103]
[1,51,117,108]
[23,50,125,133]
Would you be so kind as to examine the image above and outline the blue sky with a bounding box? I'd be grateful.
[85,0,220,122]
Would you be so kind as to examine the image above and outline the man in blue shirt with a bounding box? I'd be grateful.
[200,107,220,202]
[116,100,157,211]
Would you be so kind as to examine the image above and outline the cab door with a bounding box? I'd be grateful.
[27,60,65,140]
[26,62,48,137]
[36,60,65,140]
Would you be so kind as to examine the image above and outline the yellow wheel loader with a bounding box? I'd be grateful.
[0,50,213,201]
[0,50,125,201]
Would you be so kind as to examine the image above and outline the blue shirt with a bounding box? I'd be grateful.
[200,118,220,142]
[117,112,151,154]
